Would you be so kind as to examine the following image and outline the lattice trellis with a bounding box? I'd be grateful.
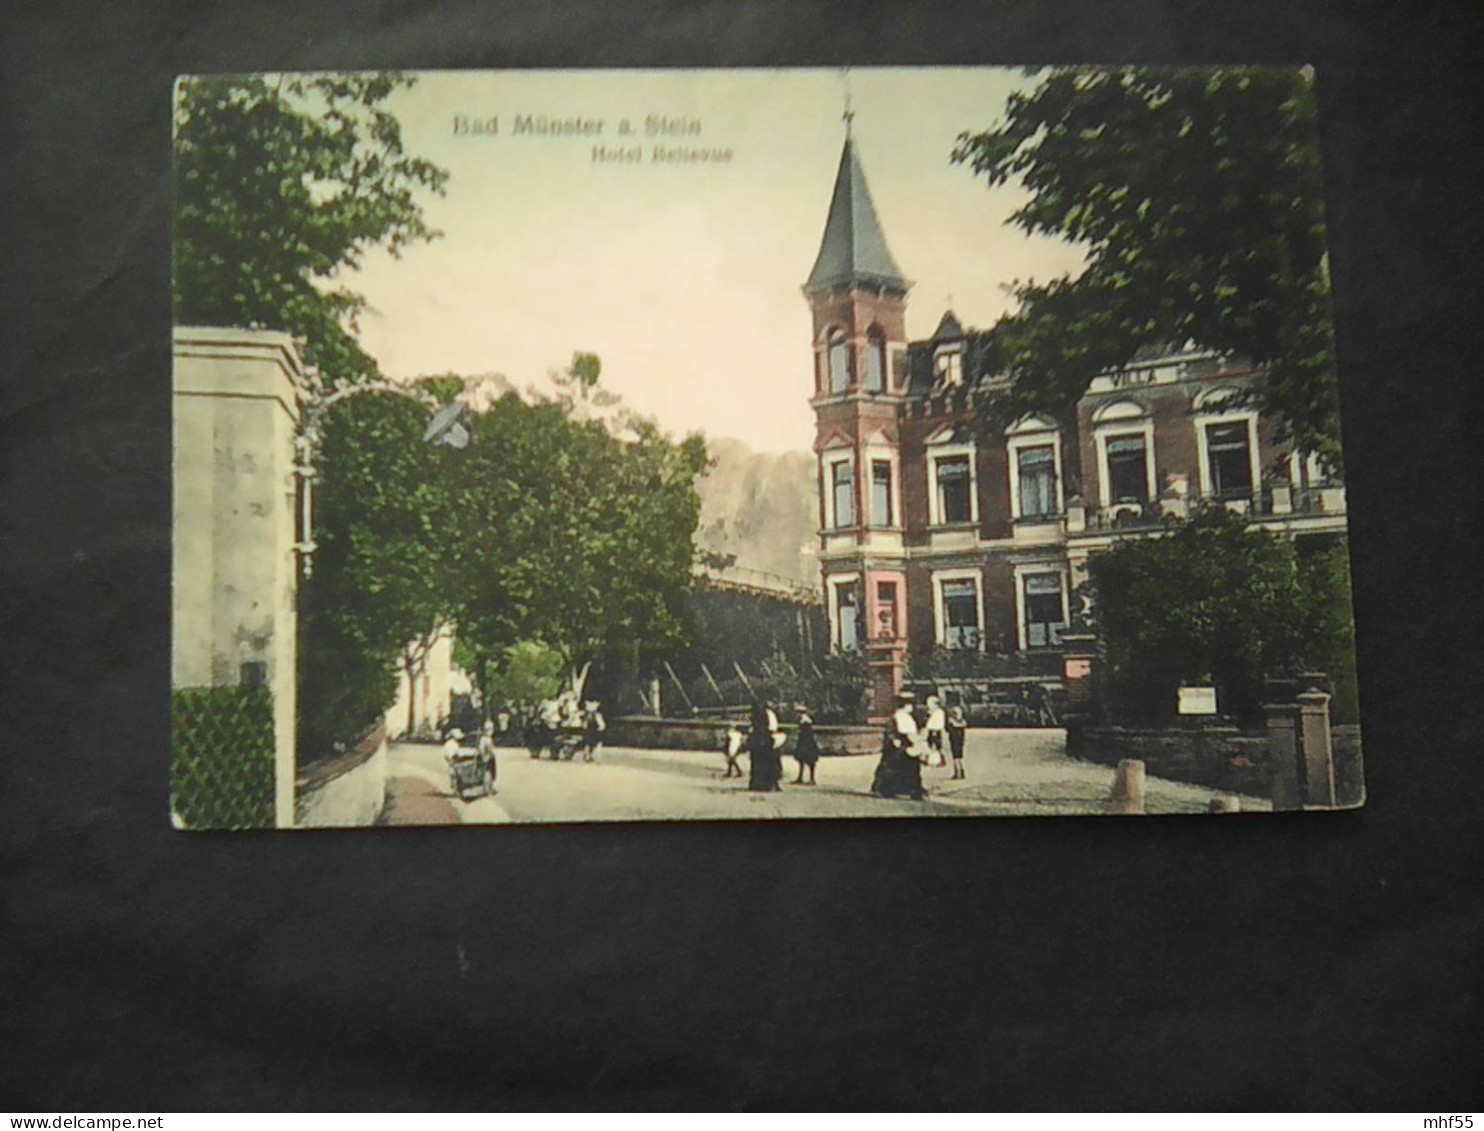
[171,687,276,829]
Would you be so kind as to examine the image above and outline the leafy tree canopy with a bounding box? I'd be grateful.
[954,67,1342,468]
[1087,507,1354,724]
[301,368,711,757]
[174,73,448,383]
[485,641,567,715]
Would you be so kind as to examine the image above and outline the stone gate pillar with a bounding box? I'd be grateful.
[864,640,904,725]
[173,326,311,828]
[1059,631,1100,721]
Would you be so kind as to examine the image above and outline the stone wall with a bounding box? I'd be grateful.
[606,716,880,757]
[1066,721,1270,798]
[296,723,388,828]
[1333,724,1365,808]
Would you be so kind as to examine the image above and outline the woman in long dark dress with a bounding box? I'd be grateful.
[792,705,820,785]
[871,692,926,800]
[747,701,782,792]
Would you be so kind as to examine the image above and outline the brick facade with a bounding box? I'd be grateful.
[804,138,1348,710]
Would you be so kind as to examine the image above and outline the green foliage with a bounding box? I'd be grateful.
[172,687,275,829]
[299,389,463,758]
[173,76,712,755]
[954,67,1342,468]
[1088,507,1355,724]
[485,641,566,713]
[173,73,447,383]
[1296,537,1361,725]
[672,586,826,684]
[450,397,709,689]
[569,352,602,390]
[300,380,710,759]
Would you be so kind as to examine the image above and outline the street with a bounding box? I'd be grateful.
[378,728,1270,825]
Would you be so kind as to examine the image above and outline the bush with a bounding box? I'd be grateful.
[1089,506,1353,726]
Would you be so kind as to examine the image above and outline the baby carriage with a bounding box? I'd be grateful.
[445,731,495,799]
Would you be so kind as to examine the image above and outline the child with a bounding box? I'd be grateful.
[581,700,606,762]
[793,704,821,785]
[722,723,745,779]
[946,701,968,780]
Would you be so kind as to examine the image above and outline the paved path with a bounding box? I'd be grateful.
[380,729,1269,826]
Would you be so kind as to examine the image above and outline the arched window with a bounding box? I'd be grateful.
[1092,399,1155,509]
[827,329,850,394]
[864,327,886,393]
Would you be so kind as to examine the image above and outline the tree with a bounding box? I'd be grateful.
[954,67,1342,468]
[1087,507,1351,724]
[174,73,447,383]
[299,387,464,755]
[449,392,709,702]
[485,641,566,718]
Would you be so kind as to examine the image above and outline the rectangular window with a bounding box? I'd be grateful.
[828,335,849,394]
[876,580,898,639]
[1017,444,1058,518]
[835,581,859,651]
[935,349,963,386]
[831,459,855,528]
[941,578,981,650]
[1206,422,1253,498]
[935,454,972,524]
[864,339,885,393]
[1105,434,1149,503]
[1024,573,1067,648]
[870,460,893,527]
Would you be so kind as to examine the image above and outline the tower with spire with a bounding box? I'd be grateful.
[804,128,912,721]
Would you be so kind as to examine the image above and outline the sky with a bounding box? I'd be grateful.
[350,68,1088,453]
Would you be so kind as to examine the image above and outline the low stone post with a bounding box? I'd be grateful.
[1065,495,1086,533]
[1265,700,1302,811]
[1270,482,1293,516]
[1297,688,1336,808]
[1108,759,1146,815]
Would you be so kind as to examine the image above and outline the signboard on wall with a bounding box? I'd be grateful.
[1178,686,1219,715]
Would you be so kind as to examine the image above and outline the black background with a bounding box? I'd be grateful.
[3,0,1482,1111]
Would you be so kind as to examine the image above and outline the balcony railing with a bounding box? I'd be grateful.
[1068,482,1346,533]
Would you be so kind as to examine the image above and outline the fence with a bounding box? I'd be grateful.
[171,686,276,829]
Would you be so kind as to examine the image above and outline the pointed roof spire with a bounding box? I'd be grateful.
[933,309,964,342]
[804,138,910,296]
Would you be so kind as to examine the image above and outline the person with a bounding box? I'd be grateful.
[526,705,553,760]
[747,700,783,792]
[476,720,498,792]
[722,723,746,780]
[442,727,465,764]
[792,704,820,785]
[871,691,926,800]
[581,700,606,762]
[550,692,581,760]
[496,707,512,744]
[946,701,968,780]
[924,695,947,769]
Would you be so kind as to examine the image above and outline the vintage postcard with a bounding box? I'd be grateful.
[171,66,1363,828]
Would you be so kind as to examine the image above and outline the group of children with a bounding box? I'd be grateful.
[722,703,822,787]
[524,691,606,762]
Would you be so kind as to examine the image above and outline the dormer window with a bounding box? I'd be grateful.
[934,346,963,387]
[863,328,887,393]
[827,329,850,394]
